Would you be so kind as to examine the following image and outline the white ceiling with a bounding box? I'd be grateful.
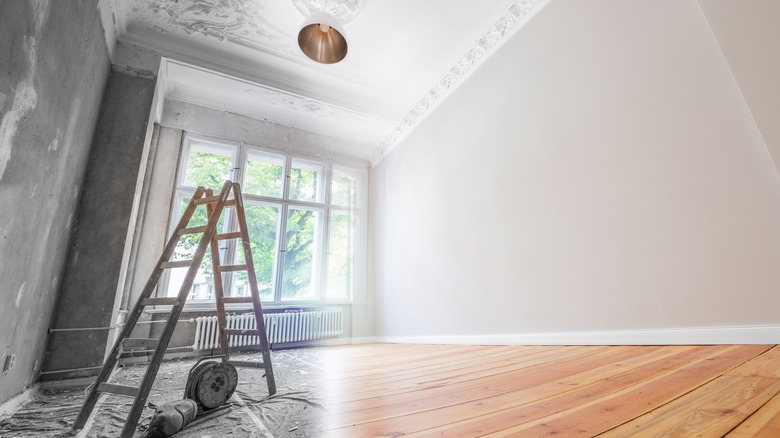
[101,0,549,162]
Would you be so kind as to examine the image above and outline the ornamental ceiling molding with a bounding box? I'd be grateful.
[162,59,394,144]
[371,0,547,166]
[115,0,386,114]
[132,0,295,55]
[290,0,362,23]
[240,85,375,125]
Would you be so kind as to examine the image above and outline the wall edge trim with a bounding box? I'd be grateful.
[372,325,780,345]
[0,384,39,417]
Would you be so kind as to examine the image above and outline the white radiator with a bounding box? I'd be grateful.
[192,308,343,350]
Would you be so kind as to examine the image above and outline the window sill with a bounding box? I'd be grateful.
[143,300,352,314]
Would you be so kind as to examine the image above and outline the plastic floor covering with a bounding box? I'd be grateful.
[0,348,327,437]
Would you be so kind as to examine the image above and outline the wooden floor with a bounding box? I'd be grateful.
[312,343,780,437]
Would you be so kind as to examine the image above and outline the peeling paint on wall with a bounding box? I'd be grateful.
[0,0,49,182]
[47,129,61,151]
[0,0,111,403]
[15,283,26,308]
[0,37,39,181]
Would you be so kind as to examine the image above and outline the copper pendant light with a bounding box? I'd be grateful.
[298,12,348,64]
[292,1,362,64]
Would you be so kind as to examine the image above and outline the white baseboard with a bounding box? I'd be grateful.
[373,324,780,346]
[347,336,383,345]
[0,384,39,417]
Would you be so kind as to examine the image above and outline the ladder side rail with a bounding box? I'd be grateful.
[73,187,207,430]
[119,182,233,438]
[231,183,277,395]
[206,188,231,358]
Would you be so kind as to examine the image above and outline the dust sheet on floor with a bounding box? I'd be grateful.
[0,348,326,437]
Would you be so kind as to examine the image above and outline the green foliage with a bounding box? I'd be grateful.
[233,204,279,300]
[281,207,317,299]
[327,213,354,299]
[184,151,233,190]
[289,166,318,202]
[172,199,225,278]
[244,157,283,198]
[331,173,357,207]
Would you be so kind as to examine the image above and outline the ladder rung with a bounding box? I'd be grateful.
[217,264,247,272]
[97,383,140,398]
[193,197,237,206]
[141,297,178,307]
[161,260,193,269]
[229,360,266,369]
[223,329,263,337]
[121,338,159,349]
[218,296,254,304]
[179,226,207,235]
[216,231,242,240]
[193,195,220,205]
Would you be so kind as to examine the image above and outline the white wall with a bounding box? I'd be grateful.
[370,0,780,343]
[698,0,780,176]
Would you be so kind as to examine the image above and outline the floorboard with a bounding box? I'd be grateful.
[317,343,779,437]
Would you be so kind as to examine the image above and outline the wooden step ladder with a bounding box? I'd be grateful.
[72,181,276,438]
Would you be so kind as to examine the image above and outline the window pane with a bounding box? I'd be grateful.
[289,158,324,203]
[281,207,320,300]
[327,212,354,299]
[167,197,226,299]
[232,204,280,301]
[183,143,235,190]
[331,167,358,207]
[244,151,284,198]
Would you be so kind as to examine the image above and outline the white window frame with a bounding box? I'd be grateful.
[159,133,367,309]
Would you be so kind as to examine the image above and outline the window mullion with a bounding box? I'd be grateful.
[320,162,333,301]
[273,154,294,304]
[223,142,248,296]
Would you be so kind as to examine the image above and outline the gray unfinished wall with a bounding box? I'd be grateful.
[43,71,156,379]
[0,0,110,404]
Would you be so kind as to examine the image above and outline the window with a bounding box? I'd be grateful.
[163,135,366,305]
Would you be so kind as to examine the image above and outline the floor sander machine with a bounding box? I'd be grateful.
[146,356,239,438]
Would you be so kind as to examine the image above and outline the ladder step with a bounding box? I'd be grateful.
[141,297,178,307]
[218,296,254,304]
[193,197,237,206]
[217,264,247,272]
[121,338,159,349]
[223,329,263,337]
[216,231,242,240]
[193,195,220,205]
[161,260,193,269]
[229,360,266,369]
[97,383,140,398]
[179,226,207,235]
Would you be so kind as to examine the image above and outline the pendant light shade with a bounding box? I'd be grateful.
[298,12,348,64]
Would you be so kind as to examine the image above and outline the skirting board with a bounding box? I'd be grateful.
[0,384,39,418]
[357,325,780,346]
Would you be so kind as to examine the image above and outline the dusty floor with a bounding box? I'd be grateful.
[0,348,327,437]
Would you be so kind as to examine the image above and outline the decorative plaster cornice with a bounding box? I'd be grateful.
[134,0,295,54]
[162,59,393,145]
[290,0,362,23]
[371,0,547,166]
[240,85,371,125]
